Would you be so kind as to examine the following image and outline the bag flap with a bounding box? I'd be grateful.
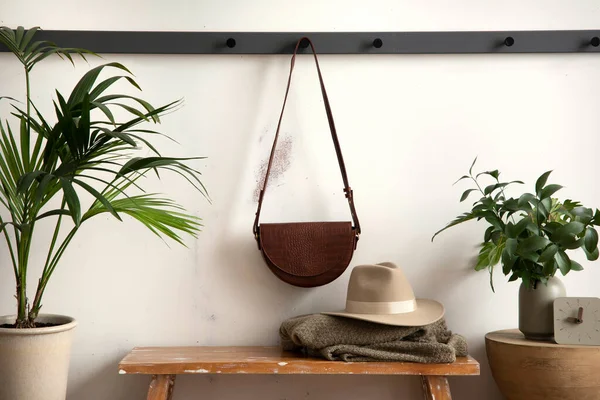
[259,221,356,277]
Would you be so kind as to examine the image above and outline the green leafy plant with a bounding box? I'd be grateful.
[432,157,600,291]
[0,26,207,328]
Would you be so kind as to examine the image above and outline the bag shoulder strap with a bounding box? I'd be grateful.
[253,37,361,239]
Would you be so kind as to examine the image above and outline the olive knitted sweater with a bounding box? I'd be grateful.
[279,314,467,363]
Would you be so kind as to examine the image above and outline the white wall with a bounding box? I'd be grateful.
[2,1,600,399]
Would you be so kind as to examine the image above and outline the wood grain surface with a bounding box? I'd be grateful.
[486,329,600,400]
[421,376,453,400]
[118,346,480,376]
[146,375,175,400]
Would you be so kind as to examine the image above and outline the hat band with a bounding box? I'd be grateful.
[345,299,417,315]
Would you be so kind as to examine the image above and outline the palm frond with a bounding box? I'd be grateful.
[83,194,202,245]
[0,26,95,71]
[1,25,207,326]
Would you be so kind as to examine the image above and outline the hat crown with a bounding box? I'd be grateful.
[324,262,444,325]
[347,263,415,303]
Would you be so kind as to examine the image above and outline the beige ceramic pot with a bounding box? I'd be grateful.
[0,314,77,400]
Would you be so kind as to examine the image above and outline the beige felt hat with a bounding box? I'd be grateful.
[323,262,444,326]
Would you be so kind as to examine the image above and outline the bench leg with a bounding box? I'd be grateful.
[147,374,176,400]
[421,376,452,400]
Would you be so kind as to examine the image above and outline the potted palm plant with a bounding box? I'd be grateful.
[432,158,600,340]
[0,26,207,399]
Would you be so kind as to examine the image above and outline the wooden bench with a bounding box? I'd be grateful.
[118,346,480,400]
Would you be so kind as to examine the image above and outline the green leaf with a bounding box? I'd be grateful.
[16,170,46,193]
[519,193,536,206]
[88,76,141,102]
[542,260,557,276]
[35,209,71,221]
[506,217,531,238]
[570,260,584,271]
[563,200,583,211]
[534,199,549,222]
[475,242,494,271]
[517,236,551,255]
[19,115,30,171]
[479,197,495,209]
[592,209,600,226]
[539,184,563,200]
[518,193,535,213]
[477,170,500,179]
[469,157,478,175]
[452,175,470,185]
[543,222,563,236]
[562,237,585,250]
[91,101,116,125]
[19,27,39,51]
[483,183,498,195]
[482,181,523,196]
[502,249,516,275]
[539,244,559,263]
[432,212,476,241]
[460,189,478,202]
[508,272,520,282]
[552,221,586,244]
[503,198,520,212]
[14,26,24,46]
[541,197,552,215]
[584,228,598,253]
[555,250,571,276]
[505,238,517,255]
[486,218,504,232]
[0,221,22,233]
[572,207,593,223]
[34,173,57,203]
[67,62,132,106]
[489,239,505,267]
[535,171,552,195]
[72,179,121,221]
[82,194,203,245]
[484,226,495,243]
[583,246,599,261]
[59,178,81,225]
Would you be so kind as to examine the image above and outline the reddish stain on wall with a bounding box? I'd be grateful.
[254,136,293,202]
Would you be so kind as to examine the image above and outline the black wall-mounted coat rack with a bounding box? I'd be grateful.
[1,30,600,54]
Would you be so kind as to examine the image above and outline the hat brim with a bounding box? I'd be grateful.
[322,299,444,327]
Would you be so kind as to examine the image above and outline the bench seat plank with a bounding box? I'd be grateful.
[118,346,479,376]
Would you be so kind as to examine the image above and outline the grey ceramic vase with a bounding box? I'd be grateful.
[519,277,566,341]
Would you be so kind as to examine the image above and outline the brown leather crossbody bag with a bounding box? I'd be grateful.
[253,37,361,288]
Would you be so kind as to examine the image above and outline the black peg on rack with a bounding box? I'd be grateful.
[591,37,600,47]
[299,38,310,49]
[504,36,515,47]
[373,38,383,48]
[226,38,236,48]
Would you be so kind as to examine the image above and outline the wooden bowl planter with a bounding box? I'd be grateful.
[486,329,600,400]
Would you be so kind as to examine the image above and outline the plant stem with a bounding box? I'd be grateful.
[15,67,33,328]
[23,67,31,170]
[0,217,18,281]
[28,227,77,322]
[29,199,65,321]
[471,176,485,195]
[16,232,29,326]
